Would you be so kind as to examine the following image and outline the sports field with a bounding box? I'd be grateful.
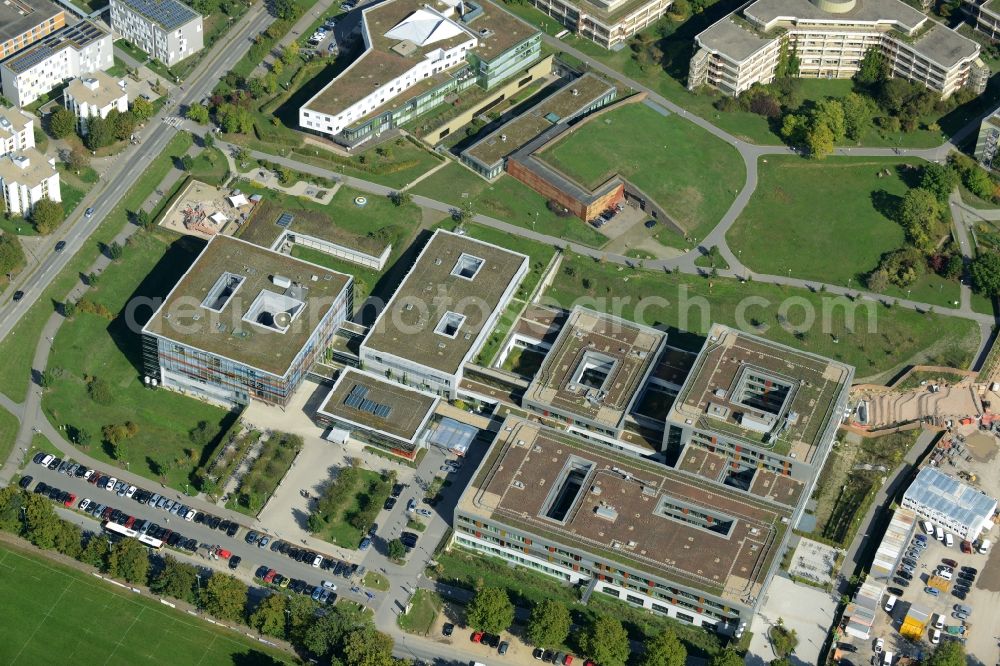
[0,544,289,665]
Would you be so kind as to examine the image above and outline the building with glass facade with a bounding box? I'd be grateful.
[299,0,542,147]
[142,235,353,407]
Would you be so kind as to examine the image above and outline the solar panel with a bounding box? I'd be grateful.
[116,0,200,31]
[344,394,363,408]
[275,212,294,228]
[375,404,392,418]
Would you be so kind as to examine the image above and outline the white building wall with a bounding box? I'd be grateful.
[0,117,35,156]
[66,90,129,134]
[1,171,61,216]
[0,33,113,107]
[109,0,203,66]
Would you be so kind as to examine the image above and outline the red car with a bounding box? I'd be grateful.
[63,493,76,507]
[124,516,136,529]
[563,656,574,666]
[942,558,958,568]
[263,568,277,584]
[960,541,973,554]
[88,472,101,485]
[471,631,484,644]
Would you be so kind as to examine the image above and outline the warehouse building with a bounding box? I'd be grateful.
[901,466,998,541]
[454,415,791,633]
[689,0,988,98]
[359,229,527,399]
[300,0,543,147]
[109,0,203,66]
[142,235,353,407]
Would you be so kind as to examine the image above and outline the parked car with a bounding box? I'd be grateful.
[942,558,958,568]
[471,632,484,643]
[359,537,371,551]
[924,587,940,597]
[533,648,545,660]
[443,623,454,637]
[499,642,509,655]
[391,484,405,498]
[383,497,397,510]
[18,475,32,489]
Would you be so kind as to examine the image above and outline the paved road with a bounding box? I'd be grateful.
[0,3,276,342]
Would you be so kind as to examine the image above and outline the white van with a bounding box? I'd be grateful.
[883,650,895,665]
[979,538,991,554]
[922,520,934,534]
[945,533,954,548]
[935,526,944,541]
[884,594,897,612]
[937,567,953,580]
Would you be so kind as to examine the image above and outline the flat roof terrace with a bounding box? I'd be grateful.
[744,0,926,31]
[460,417,790,603]
[317,367,438,443]
[669,324,852,462]
[524,307,665,430]
[143,235,352,377]
[362,229,528,375]
[465,74,615,167]
[236,199,389,256]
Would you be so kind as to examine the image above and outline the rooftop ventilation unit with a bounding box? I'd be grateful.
[511,480,525,489]
[571,88,579,96]
[595,504,618,521]
[271,274,292,289]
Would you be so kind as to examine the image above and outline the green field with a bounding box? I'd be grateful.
[541,103,745,239]
[0,407,18,468]
[547,253,980,379]
[728,156,962,307]
[412,163,608,247]
[315,467,389,548]
[398,589,441,635]
[0,544,290,665]
[187,146,230,185]
[42,230,236,491]
[0,131,194,404]
[290,245,382,304]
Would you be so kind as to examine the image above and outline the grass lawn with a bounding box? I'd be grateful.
[60,182,87,220]
[0,407,18,469]
[398,589,442,635]
[895,369,969,391]
[363,571,390,591]
[541,103,745,239]
[315,467,389,548]
[187,147,230,185]
[728,156,909,285]
[0,131,193,404]
[500,346,546,377]
[42,230,239,492]
[227,432,302,516]
[0,543,291,665]
[547,252,980,379]
[412,163,608,247]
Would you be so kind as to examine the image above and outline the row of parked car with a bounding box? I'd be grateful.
[254,565,337,604]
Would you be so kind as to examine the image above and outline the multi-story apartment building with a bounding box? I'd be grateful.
[974,106,1000,170]
[0,0,64,61]
[0,148,60,216]
[454,415,792,633]
[521,306,666,448]
[142,236,353,407]
[526,0,673,48]
[64,71,129,135]
[359,229,528,399]
[0,21,113,108]
[901,467,998,541]
[0,108,35,156]
[109,0,203,67]
[962,0,1000,40]
[299,0,543,147]
[689,0,988,98]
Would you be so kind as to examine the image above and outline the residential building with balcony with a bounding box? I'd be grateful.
[0,107,35,156]
[962,0,1000,40]
[975,106,1000,170]
[689,0,988,98]
[64,71,129,135]
[0,21,113,108]
[526,0,673,49]
[299,0,542,147]
[0,0,65,61]
[142,235,354,407]
[109,0,203,67]
[0,148,59,216]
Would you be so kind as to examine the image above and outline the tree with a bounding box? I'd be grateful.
[970,252,1000,295]
[53,520,83,558]
[387,538,407,561]
[112,110,137,141]
[85,115,117,150]
[202,133,215,150]
[769,659,793,666]
[920,163,959,204]
[389,191,411,207]
[768,620,798,657]
[200,573,248,622]
[343,625,395,666]
[813,98,846,142]
[274,0,300,19]
[150,556,198,603]
[131,96,154,121]
[302,603,367,657]
[250,593,288,638]
[180,154,194,171]
[133,208,152,230]
[0,232,26,280]
[898,188,940,252]
[78,533,110,569]
[578,616,630,666]
[30,198,65,235]
[188,420,213,447]
[0,486,26,532]
[22,493,62,549]
[283,40,300,65]
[88,376,113,404]
[527,599,571,648]
[107,538,149,583]
[923,641,965,666]
[49,107,77,138]
[66,147,90,171]
[805,121,834,159]
[709,649,745,666]
[855,48,887,86]
[642,629,686,666]
[186,104,210,124]
[466,586,514,634]
[842,92,875,142]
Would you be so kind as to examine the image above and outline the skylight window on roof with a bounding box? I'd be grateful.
[572,351,616,390]
[435,311,466,338]
[201,272,245,312]
[451,253,484,280]
[242,289,304,334]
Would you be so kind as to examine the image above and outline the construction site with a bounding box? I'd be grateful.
[158,179,259,239]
